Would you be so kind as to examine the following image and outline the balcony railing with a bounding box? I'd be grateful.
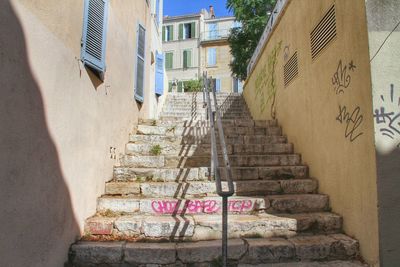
[201,29,231,42]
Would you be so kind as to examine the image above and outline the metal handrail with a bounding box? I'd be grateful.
[202,72,234,267]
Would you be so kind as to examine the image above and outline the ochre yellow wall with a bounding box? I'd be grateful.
[244,0,379,265]
[201,42,234,92]
[0,0,159,266]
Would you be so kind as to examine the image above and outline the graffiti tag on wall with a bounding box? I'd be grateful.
[374,84,400,147]
[332,60,356,95]
[336,105,364,142]
[255,41,282,118]
[151,199,254,214]
[331,59,364,142]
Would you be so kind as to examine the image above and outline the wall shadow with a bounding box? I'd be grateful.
[376,148,400,266]
[0,1,79,266]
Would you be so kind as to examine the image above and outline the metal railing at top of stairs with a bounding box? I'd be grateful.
[202,71,235,267]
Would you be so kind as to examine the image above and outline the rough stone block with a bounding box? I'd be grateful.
[97,197,140,213]
[235,180,282,195]
[266,194,329,213]
[70,242,124,264]
[142,216,195,237]
[124,242,176,264]
[122,155,164,168]
[259,166,308,179]
[290,235,335,260]
[85,217,115,235]
[177,239,247,263]
[105,182,140,195]
[241,238,295,264]
[280,179,318,194]
[114,216,142,236]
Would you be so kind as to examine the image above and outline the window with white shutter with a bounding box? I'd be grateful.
[81,0,108,80]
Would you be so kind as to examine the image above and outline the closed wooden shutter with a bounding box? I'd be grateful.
[179,24,183,39]
[183,50,191,68]
[191,22,196,38]
[135,24,146,102]
[81,0,108,78]
[155,51,164,96]
[169,25,174,41]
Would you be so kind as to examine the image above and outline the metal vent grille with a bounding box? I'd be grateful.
[310,5,336,60]
[284,52,298,86]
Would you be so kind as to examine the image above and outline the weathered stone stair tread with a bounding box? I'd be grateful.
[121,154,301,168]
[139,119,277,127]
[136,124,281,136]
[105,179,318,197]
[70,234,359,266]
[265,194,330,214]
[96,194,329,215]
[125,143,293,156]
[85,213,297,240]
[97,196,266,215]
[113,166,309,182]
[129,134,288,145]
[239,261,365,267]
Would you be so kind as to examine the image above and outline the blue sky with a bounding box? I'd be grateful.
[163,0,232,17]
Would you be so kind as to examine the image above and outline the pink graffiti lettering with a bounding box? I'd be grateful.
[151,199,254,214]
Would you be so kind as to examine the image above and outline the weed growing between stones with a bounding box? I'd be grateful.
[150,144,162,156]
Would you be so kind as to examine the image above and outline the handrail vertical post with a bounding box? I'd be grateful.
[222,195,228,267]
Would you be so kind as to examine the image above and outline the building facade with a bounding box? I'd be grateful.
[163,7,242,93]
[0,0,165,266]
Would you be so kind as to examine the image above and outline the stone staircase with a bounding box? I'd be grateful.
[68,93,366,266]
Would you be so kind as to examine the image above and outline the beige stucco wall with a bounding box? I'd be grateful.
[0,0,163,266]
[244,0,379,265]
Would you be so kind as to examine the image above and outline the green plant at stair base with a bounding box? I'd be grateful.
[151,120,157,126]
[150,144,162,156]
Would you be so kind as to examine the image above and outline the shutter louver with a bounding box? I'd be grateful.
[81,0,108,77]
[179,24,183,39]
[135,24,146,102]
[191,22,195,38]
[155,52,164,96]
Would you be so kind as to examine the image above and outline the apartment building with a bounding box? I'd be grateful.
[163,6,242,93]
[0,0,165,266]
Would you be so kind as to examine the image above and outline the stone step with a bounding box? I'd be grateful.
[129,134,287,145]
[113,166,308,182]
[97,196,266,215]
[85,213,297,240]
[138,119,277,127]
[96,193,329,216]
[266,194,330,214]
[104,179,318,197]
[120,154,301,168]
[69,234,359,266]
[125,143,293,156]
[135,125,282,137]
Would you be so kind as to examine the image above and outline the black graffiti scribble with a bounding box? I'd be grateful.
[374,84,400,147]
[332,60,352,94]
[336,105,364,142]
[348,60,356,72]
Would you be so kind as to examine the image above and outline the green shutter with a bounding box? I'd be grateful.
[169,25,174,41]
[162,26,165,41]
[178,81,183,92]
[165,52,173,69]
[187,50,192,67]
[168,81,173,92]
[179,24,183,39]
[191,22,195,38]
[183,51,187,68]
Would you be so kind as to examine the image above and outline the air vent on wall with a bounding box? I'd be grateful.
[310,5,336,60]
[284,52,298,87]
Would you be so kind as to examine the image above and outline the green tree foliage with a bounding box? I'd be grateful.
[183,79,202,92]
[227,0,276,80]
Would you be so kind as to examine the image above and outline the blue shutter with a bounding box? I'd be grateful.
[155,51,164,96]
[208,23,218,39]
[216,79,221,93]
[208,48,216,66]
[81,0,108,77]
[135,24,146,102]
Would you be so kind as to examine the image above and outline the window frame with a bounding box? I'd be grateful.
[207,47,217,66]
